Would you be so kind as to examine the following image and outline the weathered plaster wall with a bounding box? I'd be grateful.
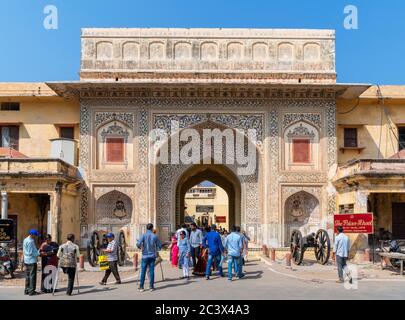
[7,193,43,243]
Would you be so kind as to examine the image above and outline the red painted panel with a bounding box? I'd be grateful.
[292,139,310,163]
[106,138,124,162]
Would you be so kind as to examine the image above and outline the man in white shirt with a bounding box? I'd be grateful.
[189,223,203,267]
[332,226,353,284]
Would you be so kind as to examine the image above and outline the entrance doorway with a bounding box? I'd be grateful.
[184,180,230,231]
[392,203,405,239]
[176,164,241,232]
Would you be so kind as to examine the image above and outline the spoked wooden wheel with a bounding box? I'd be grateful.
[290,230,304,265]
[314,229,331,265]
[87,231,101,267]
[117,230,126,267]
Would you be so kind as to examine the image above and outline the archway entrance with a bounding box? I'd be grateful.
[176,164,241,231]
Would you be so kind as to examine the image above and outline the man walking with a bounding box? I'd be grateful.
[224,226,244,281]
[23,229,40,296]
[137,223,162,292]
[189,222,203,268]
[57,234,80,295]
[332,226,353,284]
[100,233,121,285]
[202,224,224,280]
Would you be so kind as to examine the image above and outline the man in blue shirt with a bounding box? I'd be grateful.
[224,226,244,281]
[332,226,352,284]
[136,223,162,292]
[23,229,40,296]
[202,224,224,280]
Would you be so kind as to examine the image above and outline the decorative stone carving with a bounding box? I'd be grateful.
[81,28,336,80]
[95,112,134,129]
[286,123,316,138]
[100,122,129,141]
[95,190,133,225]
[283,188,322,245]
[93,185,135,200]
[282,113,321,129]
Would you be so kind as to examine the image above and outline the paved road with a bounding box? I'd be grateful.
[1,260,405,300]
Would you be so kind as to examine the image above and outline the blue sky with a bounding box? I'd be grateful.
[0,0,404,84]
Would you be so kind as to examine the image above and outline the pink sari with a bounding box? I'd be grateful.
[170,235,179,267]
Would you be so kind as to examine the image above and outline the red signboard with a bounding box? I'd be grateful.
[334,213,374,234]
[215,216,226,223]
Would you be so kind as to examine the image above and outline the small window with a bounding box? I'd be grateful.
[106,137,124,163]
[398,127,405,151]
[292,139,310,163]
[344,128,358,148]
[60,127,74,140]
[1,102,20,111]
[0,125,19,150]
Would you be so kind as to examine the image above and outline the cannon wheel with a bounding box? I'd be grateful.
[290,230,304,265]
[87,231,101,267]
[117,230,127,267]
[314,229,331,265]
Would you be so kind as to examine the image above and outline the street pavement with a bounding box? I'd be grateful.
[1,258,405,300]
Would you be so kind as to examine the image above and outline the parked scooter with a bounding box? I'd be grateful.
[0,244,16,278]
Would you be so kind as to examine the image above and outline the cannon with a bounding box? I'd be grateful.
[290,229,331,265]
[87,230,127,267]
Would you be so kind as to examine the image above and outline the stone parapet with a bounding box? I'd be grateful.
[80,28,336,83]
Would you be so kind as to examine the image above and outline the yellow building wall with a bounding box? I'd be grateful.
[185,186,229,229]
[337,94,405,165]
[60,192,80,242]
[0,96,79,158]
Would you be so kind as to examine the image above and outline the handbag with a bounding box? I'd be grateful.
[98,255,109,271]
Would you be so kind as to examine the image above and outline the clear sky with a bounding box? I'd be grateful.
[0,0,404,84]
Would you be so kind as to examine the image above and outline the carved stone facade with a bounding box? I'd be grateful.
[77,96,336,247]
[74,28,338,248]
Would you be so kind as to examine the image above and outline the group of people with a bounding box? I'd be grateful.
[21,224,352,296]
[23,230,81,296]
[168,223,250,282]
[22,229,120,296]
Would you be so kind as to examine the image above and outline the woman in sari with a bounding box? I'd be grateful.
[177,231,191,280]
[168,233,179,267]
[39,234,59,293]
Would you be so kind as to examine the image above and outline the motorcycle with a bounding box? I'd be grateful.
[0,244,16,278]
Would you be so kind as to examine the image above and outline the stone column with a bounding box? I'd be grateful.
[1,191,8,220]
[50,182,63,243]
[352,189,370,259]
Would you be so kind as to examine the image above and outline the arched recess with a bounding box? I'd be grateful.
[96,190,133,233]
[176,164,241,229]
[284,191,320,245]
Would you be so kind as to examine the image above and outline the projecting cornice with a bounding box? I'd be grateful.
[45,82,370,100]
